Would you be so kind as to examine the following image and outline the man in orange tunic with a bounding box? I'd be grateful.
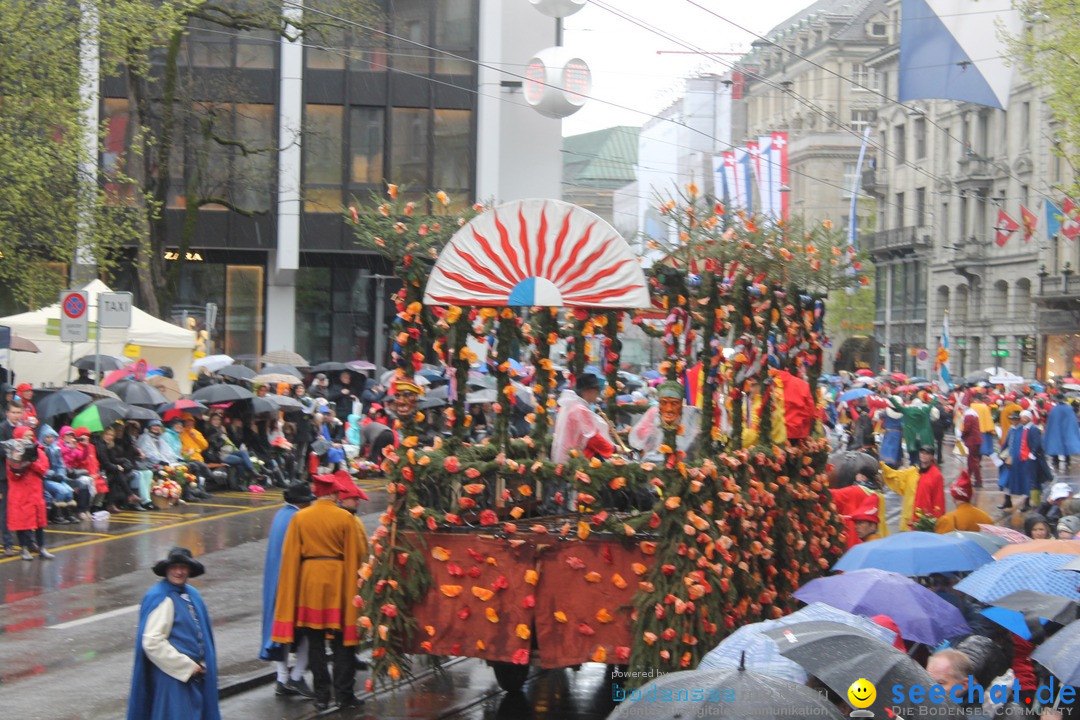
[272,473,363,712]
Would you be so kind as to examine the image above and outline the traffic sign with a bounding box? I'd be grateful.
[99,291,133,329]
[60,290,89,342]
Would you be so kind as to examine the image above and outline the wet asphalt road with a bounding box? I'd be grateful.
[1,449,1073,720]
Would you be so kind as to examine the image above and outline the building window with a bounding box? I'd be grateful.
[914,117,926,159]
[960,194,968,239]
[895,192,904,228]
[851,64,878,92]
[390,107,430,188]
[433,109,472,193]
[182,18,274,70]
[915,187,926,227]
[1021,101,1031,149]
[349,107,385,185]
[842,162,858,196]
[303,104,344,212]
[850,109,876,133]
[393,0,432,74]
[434,0,477,74]
[871,22,887,37]
[894,124,906,165]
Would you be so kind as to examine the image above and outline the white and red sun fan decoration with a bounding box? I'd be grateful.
[423,199,650,309]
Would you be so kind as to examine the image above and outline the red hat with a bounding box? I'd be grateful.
[74,427,91,438]
[16,383,32,395]
[849,492,880,525]
[13,425,32,440]
[336,476,369,501]
[871,614,906,651]
[950,483,973,503]
[312,472,342,497]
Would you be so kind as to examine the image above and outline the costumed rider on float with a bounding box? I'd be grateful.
[629,380,700,462]
[550,373,615,465]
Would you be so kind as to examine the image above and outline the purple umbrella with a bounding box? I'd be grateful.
[793,568,970,645]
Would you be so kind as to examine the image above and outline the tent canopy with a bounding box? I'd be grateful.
[0,280,196,390]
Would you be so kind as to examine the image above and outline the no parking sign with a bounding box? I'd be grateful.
[59,290,89,343]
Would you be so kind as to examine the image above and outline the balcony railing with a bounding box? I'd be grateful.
[866,226,928,254]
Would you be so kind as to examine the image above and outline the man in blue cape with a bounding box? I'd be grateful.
[127,546,219,720]
[260,481,316,697]
[1045,395,1080,471]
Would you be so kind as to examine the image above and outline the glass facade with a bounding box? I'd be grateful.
[294,266,377,365]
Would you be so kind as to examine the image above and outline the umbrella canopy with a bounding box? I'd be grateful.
[890,372,908,382]
[855,368,875,377]
[191,384,255,404]
[467,373,495,390]
[699,602,898,683]
[792,568,971,645]
[191,354,234,373]
[965,370,990,383]
[10,335,40,353]
[1031,619,1080,685]
[832,531,994,575]
[990,590,1079,626]
[954,553,1080,602]
[259,364,303,379]
[250,397,278,415]
[347,360,377,371]
[146,375,182,402]
[310,361,352,374]
[1058,556,1080,573]
[764,620,965,719]
[642,369,662,380]
[34,389,93,421]
[158,399,208,417]
[607,666,845,720]
[978,523,1032,544]
[109,380,169,407]
[947,530,1009,554]
[836,387,875,403]
[72,399,148,432]
[265,394,305,412]
[252,373,303,386]
[995,540,1080,560]
[73,354,128,371]
[419,396,447,410]
[65,384,120,401]
[216,365,256,381]
[465,388,497,405]
[260,350,308,367]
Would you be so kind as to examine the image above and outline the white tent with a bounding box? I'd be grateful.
[0,280,197,391]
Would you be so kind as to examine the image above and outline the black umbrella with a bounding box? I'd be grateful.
[216,365,256,381]
[192,384,255,404]
[1032,618,1080,685]
[259,394,306,415]
[990,590,1080,626]
[260,364,303,378]
[109,380,169,407]
[764,621,965,718]
[73,354,127,371]
[34,389,93,420]
[250,397,277,415]
[419,396,447,410]
[310,361,352,374]
[607,664,845,720]
[125,404,161,421]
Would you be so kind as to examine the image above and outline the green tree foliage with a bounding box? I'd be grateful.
[1011,1,1080,195]
[0,0,136,309]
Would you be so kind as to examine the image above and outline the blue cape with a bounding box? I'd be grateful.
[127,579,220,720]
[260,504,299,660]
[1045,403,1080,456]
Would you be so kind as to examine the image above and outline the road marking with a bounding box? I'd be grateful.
[48,604,139,629]
[0,504,277,564]
[43,529,113,537]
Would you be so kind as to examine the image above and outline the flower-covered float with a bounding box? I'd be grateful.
[346,187,868,692]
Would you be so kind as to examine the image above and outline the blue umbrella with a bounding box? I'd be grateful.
[955,553,1080,603]
[699,602,897,683]
[978,606,1045,640]
[642,369,662,380]
[793,569,971,645]
[833,531,993,575]
[584,365,601,376]
[836,387,875,403]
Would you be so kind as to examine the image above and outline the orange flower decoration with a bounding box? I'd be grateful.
[592,646,608,663]
[432,546,451,561]
[515,624,531,640]
[596,608,614,624]
[584,571,601,583]
[439,585,463,597]
[485,608,499,623]
[472,587,494,601]
[524,569,539,586]
[611,574,627,589]
[553,611,568,623]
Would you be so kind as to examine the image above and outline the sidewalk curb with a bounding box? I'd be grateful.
[219,669,277,699]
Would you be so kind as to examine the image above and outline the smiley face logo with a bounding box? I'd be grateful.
[847,678,876,709]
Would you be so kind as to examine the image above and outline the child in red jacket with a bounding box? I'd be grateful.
[5,426,54,560]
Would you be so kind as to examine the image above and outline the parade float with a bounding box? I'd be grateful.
[346,186,866,692]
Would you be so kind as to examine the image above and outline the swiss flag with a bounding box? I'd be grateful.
[1063,198,1080,241]
[1020,205,1037,242]
[994,208,1019,247]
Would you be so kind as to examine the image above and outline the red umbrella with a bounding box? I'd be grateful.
[158,399,208,417]
[890,372,909,382]
[856,369,874,377]
[894,384,917,393]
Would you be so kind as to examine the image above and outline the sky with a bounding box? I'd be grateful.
[559,0,816,136]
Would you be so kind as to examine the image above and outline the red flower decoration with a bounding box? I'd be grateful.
[479,509,498,526]
[511,648,531,665]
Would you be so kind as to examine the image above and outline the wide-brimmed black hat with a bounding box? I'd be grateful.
[153,546,205,578]
[283,481,316,505]
[576,373,602,392]
[918,444,936,454]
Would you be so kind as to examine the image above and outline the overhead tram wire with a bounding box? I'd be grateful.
[282,1,931,219]
[680,0,1062,207]
[589,0,960,204]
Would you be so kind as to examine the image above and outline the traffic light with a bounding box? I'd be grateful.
[991,349,1010,358]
